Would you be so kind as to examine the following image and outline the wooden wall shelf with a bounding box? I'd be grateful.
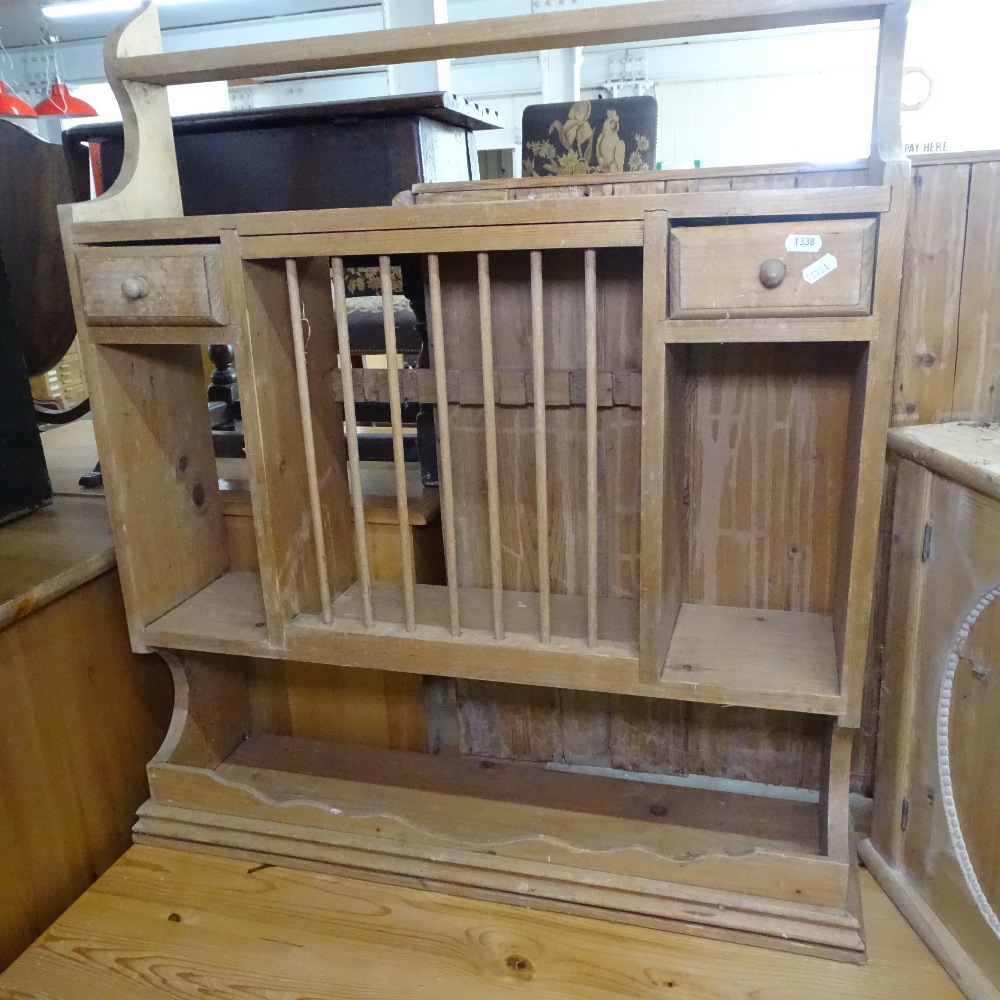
[58,0,912,963]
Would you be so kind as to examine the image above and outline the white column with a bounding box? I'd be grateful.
[539,46,582,104]
[383,0,452,96]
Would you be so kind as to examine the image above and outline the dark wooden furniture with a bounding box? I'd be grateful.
[0,121,79,380]
[63,92,499,215]
[65,92,501,484]
[0,250,51,525]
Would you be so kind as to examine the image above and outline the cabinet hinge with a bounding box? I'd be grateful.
[921,522,932,563]
[901,797,910,832]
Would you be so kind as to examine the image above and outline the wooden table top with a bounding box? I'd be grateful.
[0,495,114,630]
[0,844,962,1000]
[0,420,114,629]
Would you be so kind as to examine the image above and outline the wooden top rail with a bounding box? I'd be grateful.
[115,0,895,87]
[410,159,874,196]
[66,186,893,246]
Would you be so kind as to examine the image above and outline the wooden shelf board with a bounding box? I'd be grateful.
[659,316,879,344]
[661,603,841,710]
[242,221,643,257]
[0,496,115,630]
[232,733,822,856]
[144,571,268,652]
[144,576,844,714]
[116,0,893,88]
[413,158,871,194]
[331,579,638,649]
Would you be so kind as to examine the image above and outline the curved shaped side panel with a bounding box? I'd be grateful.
[68,3,182,224]
[149,649,251,770]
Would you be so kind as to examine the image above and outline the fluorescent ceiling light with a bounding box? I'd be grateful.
[43,0,203,17]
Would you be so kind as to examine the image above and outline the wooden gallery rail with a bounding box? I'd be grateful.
[58,0,911,962]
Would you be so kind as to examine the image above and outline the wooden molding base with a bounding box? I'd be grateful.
[135,811,866,962]
[134,733,868,963]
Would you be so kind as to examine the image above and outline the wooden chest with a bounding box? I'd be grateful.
[863,423,1000,1000]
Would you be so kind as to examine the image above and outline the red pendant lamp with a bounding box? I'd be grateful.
[0,81,38,118]
[34,81,97,118]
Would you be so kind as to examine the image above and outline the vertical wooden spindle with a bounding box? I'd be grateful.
[285,258,332,624]
[380,255,417,632]
[584,249,598,647]
[330,256,374,628]
[530,251,550,643]
[427,254,461,635]
[478,252,505,640]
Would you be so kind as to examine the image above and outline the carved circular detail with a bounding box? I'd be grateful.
[938,584,1000,940]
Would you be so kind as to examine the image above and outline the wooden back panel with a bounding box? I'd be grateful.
[440,248,642,605]
[412,165,884,790]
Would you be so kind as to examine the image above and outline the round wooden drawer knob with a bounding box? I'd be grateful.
[121,276,150,301]
[758,259,786,289]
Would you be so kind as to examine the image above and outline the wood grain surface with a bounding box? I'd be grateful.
[952,161,1000,421]
[873,462,1000,992]
[0,496,114,630]
[893,163,969,424]
[0,844,963,1000]
[0,564,171,971]
[77,247,227,327]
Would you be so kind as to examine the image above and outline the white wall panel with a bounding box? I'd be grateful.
[654,69,875,168]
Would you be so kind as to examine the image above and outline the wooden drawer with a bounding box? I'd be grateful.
[77,247,228,327]
[668,218,876,319]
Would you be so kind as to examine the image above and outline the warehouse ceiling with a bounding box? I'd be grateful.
[0,0,377,48]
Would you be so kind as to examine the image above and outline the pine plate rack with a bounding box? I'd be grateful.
[60,0,911,961]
